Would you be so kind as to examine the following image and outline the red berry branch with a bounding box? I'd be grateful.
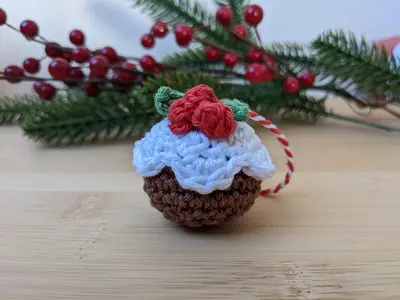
[0,4,317,102]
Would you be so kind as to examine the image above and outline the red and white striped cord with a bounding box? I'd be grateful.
[248,110,294,196]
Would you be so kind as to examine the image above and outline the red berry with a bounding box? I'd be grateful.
[89,55,110,77]
[20,20,39,38]
[141,34,155,48]
[174,24,192,47]
[48,58,70,80]
[244,4,264,27]
[216,6,232,25]
[151,21,169,38]
[23,57,41,74]
[33,81,56,100]
[117,62,137,82]
[205,46,220,61]
[33,81,42,94]
[64,67,84,87]
[299,70,316,87]
[140,55,157,71]
[69,29,85,45]
[3,65,24,83]
[83,84,100,97]
[223,52,239,68]
[45,42,62,58]
[71,46,90,63]
[283,77,300,94]
[100,46,118,63]
[0,8,7,25]
[233,24,248,39]
[245,63,264,84]
[247,47,263,62]
[260,64,274,81]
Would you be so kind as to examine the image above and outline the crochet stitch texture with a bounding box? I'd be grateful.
[133,118,276,195]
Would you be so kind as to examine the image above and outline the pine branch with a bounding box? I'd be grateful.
[0,92,79,125]
[20,72,222,147]
[216,0,255,41]
[130,0,248,52]
[227,0,248,23]
[162,47,208,66]
[21,91,160,147]
[311,30,400,99]
[266,42,319,75]
[0,94,41,125]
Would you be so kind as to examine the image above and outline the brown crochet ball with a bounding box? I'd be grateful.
[143,167,262,227]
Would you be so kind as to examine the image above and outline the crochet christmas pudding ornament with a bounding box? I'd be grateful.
[133,84,294,227]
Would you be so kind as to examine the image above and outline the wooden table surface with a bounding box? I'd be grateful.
[1,99,400,300]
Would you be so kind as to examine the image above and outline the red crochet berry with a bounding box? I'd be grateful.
[245,63,264,84]
[89,55,110,77]
[45,42,62,58]
[174,24,192,47]
[83,84,100,97]
[3,65,24,83]
[48,58,70,80]
[117,62,137,82]
[100,46,118,63]
[33,81,56,100]
[64,67,84,87]
[23,57,41,74]
[223,52,238,68]
[244,4,264,27]
[205,46,220,61]
[140,55,157,71]
[233,24,248,39]
[284,77,300,94]
[299,70,316,87]
[151,21,169,38]
[71,46,90,63]
[0,8,7,25]
[69,29,85,45]
[192,101,236,139]
[141,34,155,48]
[20,20,39,38]
[260,64,274,82]
[216,6,232,25]
[247,47,263,62]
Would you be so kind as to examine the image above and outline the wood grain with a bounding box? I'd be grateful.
[1,99,400,300]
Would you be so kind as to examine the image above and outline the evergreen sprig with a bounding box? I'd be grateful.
[266,42,319,76]
[162,47,209,67]
[20,72,223,146]
[0,95,39,125]
[21,90,159,146]
[130,0,246,52]
[312,30,400,99]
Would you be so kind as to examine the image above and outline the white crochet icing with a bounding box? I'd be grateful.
[133,118,276,194]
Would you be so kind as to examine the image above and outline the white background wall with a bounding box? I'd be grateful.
[1,0,399,97]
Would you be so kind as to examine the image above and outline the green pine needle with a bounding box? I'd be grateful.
[311,29,400,98]
[130,0,247,52]
[0,94,55,125]
[162,47,208,66]
[21,92,160,147]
